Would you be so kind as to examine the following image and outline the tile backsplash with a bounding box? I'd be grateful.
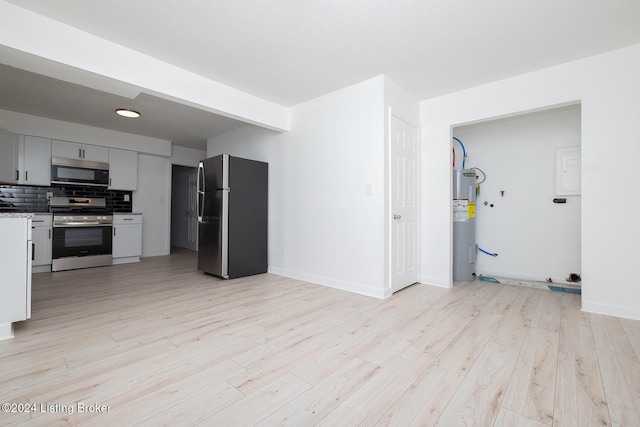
[0,184,132,213]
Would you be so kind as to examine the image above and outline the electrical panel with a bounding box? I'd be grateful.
[555,146,581,196]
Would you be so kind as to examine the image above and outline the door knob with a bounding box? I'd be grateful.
[393,214,402,220]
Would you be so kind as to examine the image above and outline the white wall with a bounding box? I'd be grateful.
[134,154,171,257]
[206,75,418,298]
[420,44,640,320]
[208,76,389,297]
[453,105,581,283]
[171,145,206,167]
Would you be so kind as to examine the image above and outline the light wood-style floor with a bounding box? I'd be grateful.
[2,250,640,426]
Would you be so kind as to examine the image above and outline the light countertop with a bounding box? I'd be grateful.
[0,213,34,218]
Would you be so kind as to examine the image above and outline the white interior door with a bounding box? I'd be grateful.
[391,115,420,293]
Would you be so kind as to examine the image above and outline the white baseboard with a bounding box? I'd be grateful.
[268,266,387,299]
[32,265,51,274]
[581,299,640,321]
[113,256,141,265]
[420,274,451,289]
[0,323,14,340]
[141,250,170,258]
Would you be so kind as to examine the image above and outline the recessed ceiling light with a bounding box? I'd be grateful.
[116,108,141,118]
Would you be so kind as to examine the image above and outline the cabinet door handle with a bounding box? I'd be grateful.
[15,170,19,180]
[82,149,86,158]
[123,218,133,221]
[114,228,116,236]
[79,148,82,158]
[49,229,51,239]
[25,171,28,181]
[32,242,35,261]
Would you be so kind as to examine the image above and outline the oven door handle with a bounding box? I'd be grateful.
[54,222,113,227]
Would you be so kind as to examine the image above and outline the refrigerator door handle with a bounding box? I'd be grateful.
[197,161,205,222]
[197,193,204,222]
[197,161,205,193]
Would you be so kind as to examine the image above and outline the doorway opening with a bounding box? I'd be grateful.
[452,104,581,289]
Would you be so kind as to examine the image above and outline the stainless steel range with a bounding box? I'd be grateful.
[49,197,113,272]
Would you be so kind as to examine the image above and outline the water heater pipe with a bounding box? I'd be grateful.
[453,137,467,169]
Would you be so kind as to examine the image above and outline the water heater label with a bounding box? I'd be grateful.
[453,199,469,222]
[468,202,475,218]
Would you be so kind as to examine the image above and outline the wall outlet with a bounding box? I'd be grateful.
[124,194,130,202]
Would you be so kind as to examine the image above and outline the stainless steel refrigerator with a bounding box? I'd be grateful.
[197,154,268,279]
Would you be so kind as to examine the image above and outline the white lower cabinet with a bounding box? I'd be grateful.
[0,217,32,340]
[31,215,53,273]
[113,214,142,264]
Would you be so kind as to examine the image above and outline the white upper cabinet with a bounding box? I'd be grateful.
[0,133,51,186]
[52,139,109,163]
[0,130,19,184]
[83,144,109,163]
[108,148,138,191]
[51,139,84,160]
[20,136,51,186]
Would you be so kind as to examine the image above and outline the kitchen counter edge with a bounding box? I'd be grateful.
[0,213,35,218]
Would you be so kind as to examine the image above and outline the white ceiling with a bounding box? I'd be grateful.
[2,0,640,149]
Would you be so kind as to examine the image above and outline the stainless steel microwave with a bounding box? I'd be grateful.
[51,157,109,187]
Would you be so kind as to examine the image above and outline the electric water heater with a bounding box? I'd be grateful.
[453,169,477,281]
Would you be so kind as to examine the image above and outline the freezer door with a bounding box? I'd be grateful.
[197,188,229,278]
[200,154,228,191]
[197,155,227,221]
